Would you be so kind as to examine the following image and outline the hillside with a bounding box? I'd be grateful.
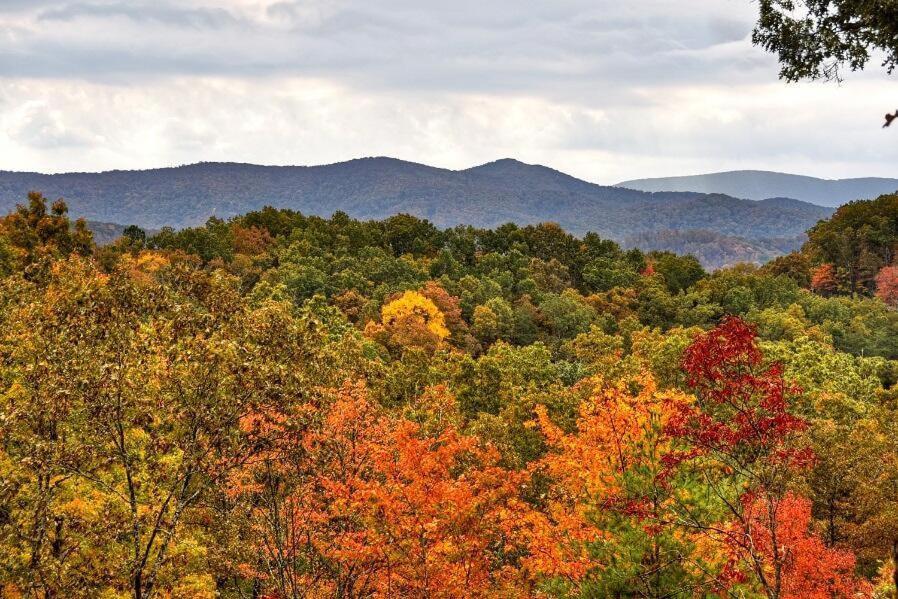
[623,229,804,270]
[1,159,832,246]
[82,221,129,245]
[617,170,898,208]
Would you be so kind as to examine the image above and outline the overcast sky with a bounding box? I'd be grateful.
[1,0,895,182]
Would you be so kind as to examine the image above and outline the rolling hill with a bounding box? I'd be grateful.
[2,159,831,247]
[622,229,805,270]
[617,170,898,208]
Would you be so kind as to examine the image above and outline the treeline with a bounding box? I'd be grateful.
[0,191,897,598]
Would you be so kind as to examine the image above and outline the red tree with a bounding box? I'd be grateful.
[810,263,839,295]
[663,317,846,598]
[669,315,810,483]
[875,265,898,307]
[734,492,869,599]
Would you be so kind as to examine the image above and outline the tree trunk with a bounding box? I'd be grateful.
[134,570,142,599]
[892,539,898,599]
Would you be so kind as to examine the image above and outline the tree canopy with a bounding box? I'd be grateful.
[0,194,896,597]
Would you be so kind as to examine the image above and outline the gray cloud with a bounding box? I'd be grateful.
[37,2,242,30]
[0,0,893,180]
[0,0,771,96]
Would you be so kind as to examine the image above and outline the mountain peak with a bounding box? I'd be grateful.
[466,158,533,171]
[463,158,593,189]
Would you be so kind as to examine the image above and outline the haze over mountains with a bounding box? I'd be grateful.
[0,158,844,268]
[618,170,898,208]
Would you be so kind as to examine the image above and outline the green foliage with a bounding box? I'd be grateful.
[582,256,638,292]
[647,250,706,293]
[2,193,897,598]
[804,194,898,294]
[753,0,898,81]
[150,217,234,264]
[539,290,597,341]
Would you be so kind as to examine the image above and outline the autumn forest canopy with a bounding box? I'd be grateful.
[2,190,898,598]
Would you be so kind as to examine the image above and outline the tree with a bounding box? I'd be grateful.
[581,257,638,293]
[764,252,811,288]
[662,317,861,599]
[805,194,898,295]
[539,290,596,341]
[647,251,705,294]
[382,213,443,257]
[731,492,868,598]
[472,297,514,344]
[753,0,898,83]
[149,216,234,264]
[234,381,532,598]
[231,224,272,256]
[876,265,898,307]
[420,280,475,349]
[529,374,714,597]
[122,225,147,245]
[810,263,840,296]
[0,256,356,598]
[0,192,93,278]
[519,222,582,270]
[367,290,450,352]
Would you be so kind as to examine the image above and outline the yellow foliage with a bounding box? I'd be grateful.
[2,583,22,599]
[120,250,169,285]
[170,575,217,599]
[381,290,449,341]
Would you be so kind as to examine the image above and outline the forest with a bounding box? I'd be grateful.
[2,191,898,598]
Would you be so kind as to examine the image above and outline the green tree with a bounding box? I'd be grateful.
[753,0,898,84]
[539,290,596,341]
[472,297,514,344]
[647,251,705,294]
[0,192,93,277]
[123,225,147,245]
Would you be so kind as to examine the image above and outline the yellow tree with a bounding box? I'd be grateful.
[366,290,449,352]
[0,255,358,598]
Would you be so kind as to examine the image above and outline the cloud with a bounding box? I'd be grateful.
[37,2,242,30]
[1,0,769,92]
[6,102,97,149]
[0,0,893,180]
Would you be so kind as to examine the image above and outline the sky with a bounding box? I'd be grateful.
[1,0,896,183]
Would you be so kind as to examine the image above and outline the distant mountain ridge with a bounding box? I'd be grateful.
[83,221,161,245]
[1,158,837,267]
[617,170,898,208]
[622,229,805,270]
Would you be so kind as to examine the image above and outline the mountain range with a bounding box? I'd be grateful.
[0,158,846,268]
[617,170,898,208]
[2,158,833,233]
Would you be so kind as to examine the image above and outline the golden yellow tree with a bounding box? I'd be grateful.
[367,290,449,351]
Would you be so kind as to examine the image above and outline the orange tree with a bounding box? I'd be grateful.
[232,380,534,598]
[527,374,717,597]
